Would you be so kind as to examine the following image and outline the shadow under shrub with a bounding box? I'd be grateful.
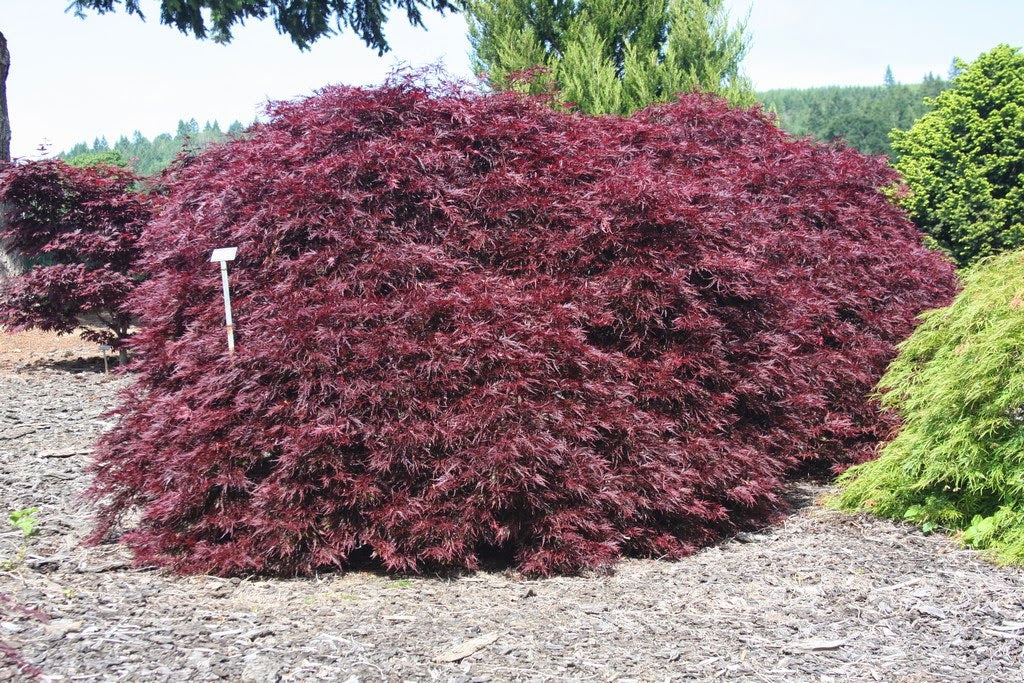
[87,78,957,576]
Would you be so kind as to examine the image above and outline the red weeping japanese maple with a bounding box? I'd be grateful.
[0,160,152,354]
[87,77,957,576]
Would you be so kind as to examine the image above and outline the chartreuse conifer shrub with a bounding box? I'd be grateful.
[891,44,1024,267]
[833,249,1024,563]
[87,78,956,577]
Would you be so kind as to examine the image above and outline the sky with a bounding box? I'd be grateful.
[2,0,1023,158]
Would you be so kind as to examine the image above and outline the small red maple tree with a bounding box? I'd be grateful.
[88,78,957,577]
[0,160,152,359]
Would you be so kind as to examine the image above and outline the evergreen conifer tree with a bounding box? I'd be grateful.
[891,45,1024,266]
[884,65,896,86]
[467,0,754,114]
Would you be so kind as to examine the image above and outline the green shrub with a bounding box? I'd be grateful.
[832,249,1024,562]
[63,149,129,168]
[891,44,1024,267]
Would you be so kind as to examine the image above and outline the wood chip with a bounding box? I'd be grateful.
[0,427,37,440]
[915,603,947,619]
[39,446,90,458]
[981,629,1024,640]
[990,621,1024,632]
[434,631,500,662]
[871,577,923,593]
[44,619,83,638]
[784,637,850,652]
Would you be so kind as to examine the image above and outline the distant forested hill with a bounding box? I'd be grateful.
[759,75,950,158]
[62,119,249,176]
[63,75,950,172]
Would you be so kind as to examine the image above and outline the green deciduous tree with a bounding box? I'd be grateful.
[70,0,463,52]
[466,0,753,114]
[891,44,1024,267]
[63,149,130,169]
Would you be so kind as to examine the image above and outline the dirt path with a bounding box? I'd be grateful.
[0,329,105,372]
[1,355,1022,681]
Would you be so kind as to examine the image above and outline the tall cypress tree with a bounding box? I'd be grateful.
[466,0,754,114]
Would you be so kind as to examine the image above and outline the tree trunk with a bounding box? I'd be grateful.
[0,31,10,162]
[0,30,13,280]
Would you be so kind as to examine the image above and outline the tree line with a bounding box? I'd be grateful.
[760,73,951,158]
[62,119,248,176]
[61,75,952,176]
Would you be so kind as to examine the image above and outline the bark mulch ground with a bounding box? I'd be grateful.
[1,339,1022,681]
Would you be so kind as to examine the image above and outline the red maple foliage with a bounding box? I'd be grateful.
[88,78,957,576]
[0,160,152,350]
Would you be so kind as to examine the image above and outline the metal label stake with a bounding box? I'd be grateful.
[99,344,111,375]
[210,247,238,356]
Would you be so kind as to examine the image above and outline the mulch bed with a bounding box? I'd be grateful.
[1,350,1022,681]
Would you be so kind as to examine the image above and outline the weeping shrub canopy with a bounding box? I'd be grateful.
[0,160,151,347]
[833,249,1024,563]
[88,78,956,577]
